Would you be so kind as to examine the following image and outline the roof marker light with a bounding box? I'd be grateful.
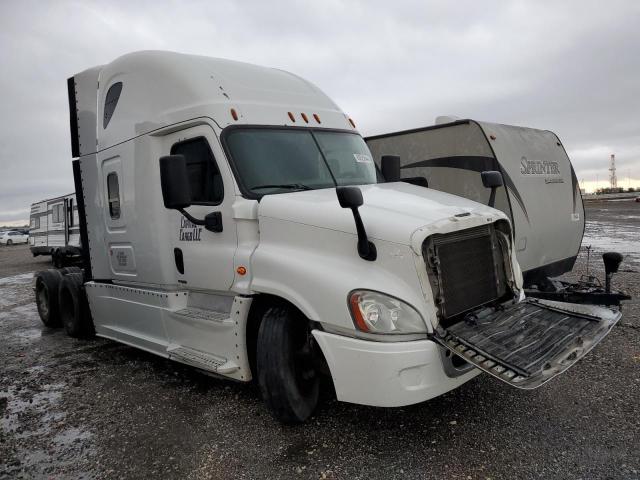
[230,108,238,121]
[301,113,309,123]
[348,118,356,128]
[288,111,296,122]
[313,114,321,124]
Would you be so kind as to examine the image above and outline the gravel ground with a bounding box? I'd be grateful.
[1,202,638,480]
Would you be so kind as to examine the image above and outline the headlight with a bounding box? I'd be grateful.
[348,290,426,334]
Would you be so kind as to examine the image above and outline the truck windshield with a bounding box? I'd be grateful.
[225,128,378,197]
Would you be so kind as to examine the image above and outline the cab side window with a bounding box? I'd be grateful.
[170,137,223,205]
[107,173,121,219]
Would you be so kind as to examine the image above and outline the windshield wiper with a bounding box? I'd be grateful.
[251,183,313,191]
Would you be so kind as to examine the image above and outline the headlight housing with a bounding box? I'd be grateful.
[348,290,426,334]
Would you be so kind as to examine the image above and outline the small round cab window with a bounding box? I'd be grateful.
[103,82,123,129]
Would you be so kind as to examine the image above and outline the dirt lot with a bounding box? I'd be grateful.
[1,202,639,479]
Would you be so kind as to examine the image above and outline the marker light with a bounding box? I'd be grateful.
[348,290,426,334]
[348,118,356,128]
[288,112,296,122]
[301,113,309,123]
[230,108,238,121]
[236,266,247,276]
[313,113,321,124]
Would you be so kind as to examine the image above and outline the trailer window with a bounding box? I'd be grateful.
[51,204,63,223]
[107,173,121,219]
[170,137,223,205]
[31,217,40,229]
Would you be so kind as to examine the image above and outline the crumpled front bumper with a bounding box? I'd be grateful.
[312,330,480,407]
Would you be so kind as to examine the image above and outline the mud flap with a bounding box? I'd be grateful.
[434,299,621,389]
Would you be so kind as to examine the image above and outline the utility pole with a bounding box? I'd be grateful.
[609,154,617,188]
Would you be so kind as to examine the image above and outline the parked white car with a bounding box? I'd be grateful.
[0,230,29,245]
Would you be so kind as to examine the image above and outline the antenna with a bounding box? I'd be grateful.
[609,154,617,188]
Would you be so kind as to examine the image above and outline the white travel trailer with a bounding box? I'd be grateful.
[365,118,585,285]
[365,119,629,306]
[29,193,81,266]
[34,51,622,423]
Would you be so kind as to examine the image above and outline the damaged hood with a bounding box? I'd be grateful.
[257,182,505,247]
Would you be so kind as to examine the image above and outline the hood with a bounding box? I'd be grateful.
[258,182,505,247]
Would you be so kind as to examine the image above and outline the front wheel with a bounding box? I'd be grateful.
[256,306,320,424]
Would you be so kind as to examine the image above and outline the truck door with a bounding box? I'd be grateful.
[162,125,237,292]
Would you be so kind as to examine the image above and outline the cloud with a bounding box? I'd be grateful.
[0,0,638,223]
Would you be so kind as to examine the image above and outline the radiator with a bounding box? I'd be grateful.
[424,224,507,319]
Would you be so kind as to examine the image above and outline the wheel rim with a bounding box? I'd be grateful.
[37,284,49,319]
[292,327,318,395]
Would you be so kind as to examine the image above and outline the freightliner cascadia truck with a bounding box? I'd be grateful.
[34,51,622,423]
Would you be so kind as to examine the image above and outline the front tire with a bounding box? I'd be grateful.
[257,306,320,424]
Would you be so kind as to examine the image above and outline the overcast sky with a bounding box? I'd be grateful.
[1,0,639,225]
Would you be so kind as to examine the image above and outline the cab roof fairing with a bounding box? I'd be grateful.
[88,51,355,152]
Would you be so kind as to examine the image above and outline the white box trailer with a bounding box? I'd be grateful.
[33,51,623,423]
[29,192,82,266]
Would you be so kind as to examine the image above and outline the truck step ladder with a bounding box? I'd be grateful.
[173,307,232,324]
[167,345,239,374]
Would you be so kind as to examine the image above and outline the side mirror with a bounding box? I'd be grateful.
[336,185,363,208]
[480,170,503,208]
[204,212,223,233]
[381,155,401,182]
[336,187,376,261]
[481,170,503,189]
[159,155,224,233]
[160,155,192,209]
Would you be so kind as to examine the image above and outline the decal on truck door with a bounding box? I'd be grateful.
[179,217,202,241]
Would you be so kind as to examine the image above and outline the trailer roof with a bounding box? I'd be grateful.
[86,51,355,152]
[30,192,75,207]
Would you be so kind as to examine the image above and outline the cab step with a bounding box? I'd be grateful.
[167,345,239,374]
[173,307,232,324]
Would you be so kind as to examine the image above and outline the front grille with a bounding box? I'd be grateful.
[424,224,507,319]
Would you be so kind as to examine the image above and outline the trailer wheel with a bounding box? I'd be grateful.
[59,273,94,338]
[257,306,320,424]
[35,270,64,328]
[52,249,63,268]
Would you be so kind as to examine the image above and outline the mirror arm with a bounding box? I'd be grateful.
[488,187,497,208]
[178,208,205,226]
[350,208,377,261]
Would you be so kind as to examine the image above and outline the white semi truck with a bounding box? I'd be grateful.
[34,51,623,423]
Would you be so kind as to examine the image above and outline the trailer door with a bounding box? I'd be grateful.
[47,200,65,248]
